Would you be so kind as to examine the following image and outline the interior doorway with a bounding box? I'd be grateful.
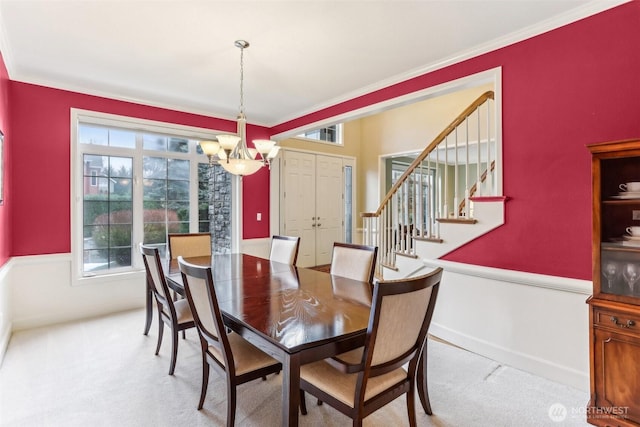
[279,149,354,267]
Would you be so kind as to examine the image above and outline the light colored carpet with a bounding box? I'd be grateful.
[0,309,590,426]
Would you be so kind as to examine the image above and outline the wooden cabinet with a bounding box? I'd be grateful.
[587,139,640,427]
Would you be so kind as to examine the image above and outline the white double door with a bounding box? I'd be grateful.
[281,151,348,267]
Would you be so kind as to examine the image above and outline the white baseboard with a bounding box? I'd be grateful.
[0,319,11,368]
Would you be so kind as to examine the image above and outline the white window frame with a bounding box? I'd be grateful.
[70,109,239,286]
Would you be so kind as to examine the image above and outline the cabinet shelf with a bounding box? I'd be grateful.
[602,242,640,253]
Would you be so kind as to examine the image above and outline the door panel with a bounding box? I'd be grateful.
[315,155,344,265]
[283,151,316,267]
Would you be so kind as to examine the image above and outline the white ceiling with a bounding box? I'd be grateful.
[0,1,627,127]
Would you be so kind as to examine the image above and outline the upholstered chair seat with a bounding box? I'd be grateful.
[164,298,193,324]
[300,359,407,407]
[207,332,279,376]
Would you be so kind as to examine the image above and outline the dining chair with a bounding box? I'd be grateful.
[142,233,211,335]
[269,235,300,265]
[330,242,378,283]
[168,232,212,260]
[299,267,443,426]
[167,232,212,326]
[140,244,195,375]
[178,256,282,425]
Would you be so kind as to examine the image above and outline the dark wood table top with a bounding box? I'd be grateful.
[165,253,372,354]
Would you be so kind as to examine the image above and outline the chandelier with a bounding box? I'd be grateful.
[198,40,280,176]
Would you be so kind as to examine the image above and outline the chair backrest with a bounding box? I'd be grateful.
[140,244,172,306]
[178,256,231,364]
[363,268,442,377]
[168,233,212,260]
[269,235,300,265]
[330,243,378,283]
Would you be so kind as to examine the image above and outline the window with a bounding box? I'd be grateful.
[389,158,435,234]
[297,124,343,145]
[72,110,224,281]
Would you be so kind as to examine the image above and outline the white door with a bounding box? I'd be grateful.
[282,151,316,267]
[282,151,346,267]
[315,155,343,265]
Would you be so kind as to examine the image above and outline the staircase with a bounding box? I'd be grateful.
[361,91,506,279]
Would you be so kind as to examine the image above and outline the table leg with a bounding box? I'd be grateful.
[282,354,300,426]
[143,275,153,335]
[417,340,433,415]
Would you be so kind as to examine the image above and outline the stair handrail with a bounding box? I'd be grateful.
[367,90,495,217]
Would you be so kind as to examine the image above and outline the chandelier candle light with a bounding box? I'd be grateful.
[198,40,280,176]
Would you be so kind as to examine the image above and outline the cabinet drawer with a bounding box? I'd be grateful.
[594,309,640,333]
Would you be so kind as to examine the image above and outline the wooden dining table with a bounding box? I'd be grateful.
[163,253,373,427]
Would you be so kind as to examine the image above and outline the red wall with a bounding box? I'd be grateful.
[0,53,10,267]
[9,82,270,256]
[271,2,640,280]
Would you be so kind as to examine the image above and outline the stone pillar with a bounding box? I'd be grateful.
[209,164,232,254]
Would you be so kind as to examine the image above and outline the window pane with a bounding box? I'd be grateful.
[143,156,166,179]
[82,154,134,273]
[297,124,343,144]
[110,247,132,268]
[168,221,190,234]
[143,179,167,201]
[79,124,108,146]
[144,220,167,243]
[168,158,189,180]
[169,137,189,153]
[167,180,189,201]
[84,201,109,225]
[110,157,133,178]
[84,249,109,272]
[143,133,168,151]
[110,224,132,246]
[167,200,189,223]
[111,178,132,199]
[109,128,136,149]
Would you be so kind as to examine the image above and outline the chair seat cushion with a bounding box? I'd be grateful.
[208,332,279,376]
[334,347,363,365]
[300,358,407,408]
[173,299,194,324]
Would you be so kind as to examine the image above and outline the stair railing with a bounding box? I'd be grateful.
[362,90,497,276]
